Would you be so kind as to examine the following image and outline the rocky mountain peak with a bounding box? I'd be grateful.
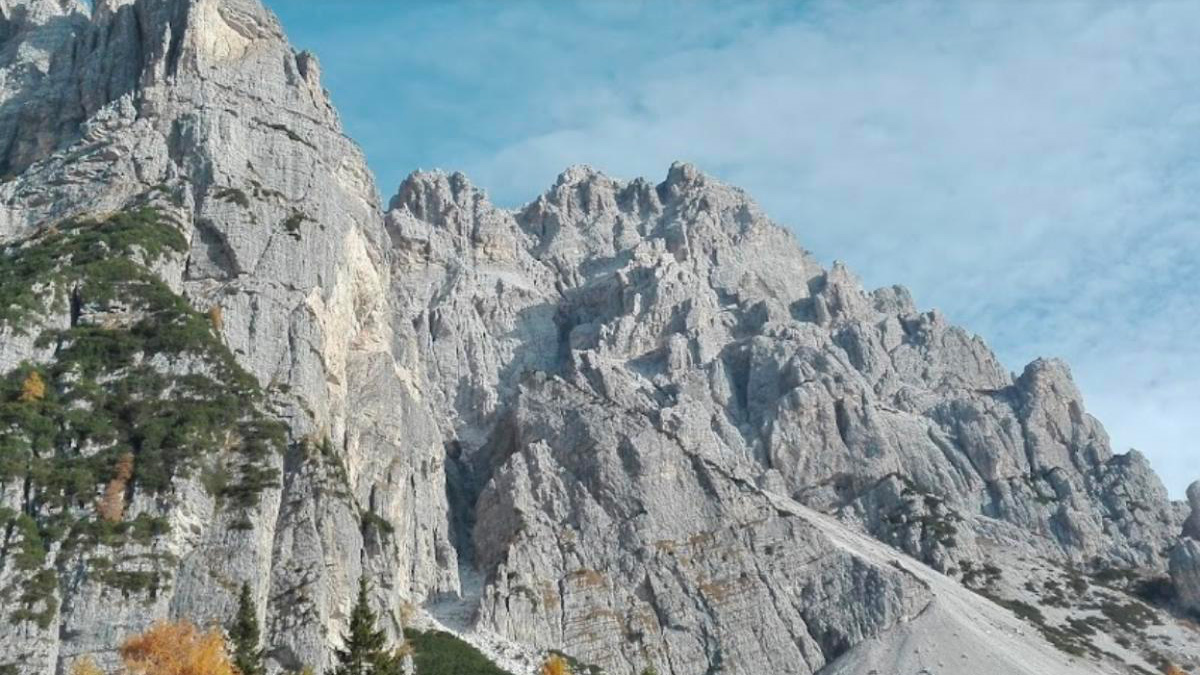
[658,159,717,204]
[0,0,81,22]
[385,169,530,270]
[0,0,349,233]
[1,2,1198,674]
[1184,481,1200,539]
[553,162,610,188]
[1172,483,1200,630]
[390,170,484,222]
[1016,357,1082,401]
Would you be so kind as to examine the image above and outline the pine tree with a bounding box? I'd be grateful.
[229,583,265,675]
[328,577,400,675]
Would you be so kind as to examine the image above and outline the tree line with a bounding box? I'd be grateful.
[70,578,405,675]
[63,578,594,675]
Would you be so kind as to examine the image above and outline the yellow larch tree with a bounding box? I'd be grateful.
[119,621,238,675]
[97,452,135,523]
[19,370,46,402]
[541,654,572,675]
[69,656,105,675]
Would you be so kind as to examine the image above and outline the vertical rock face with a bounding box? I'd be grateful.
[0,0,90,178]
[1183,482,1200,540]
[1170,482,1200,614]
[0,2,1195,675]
[0,1,455,673]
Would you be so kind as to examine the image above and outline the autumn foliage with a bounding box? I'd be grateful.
[98,452,135,523]
[1166,665,1189,675]
[19,370,45,402]
[208,305,224,333]
[69,656,105,675]
[541,654,571,675]
[119,621,238,675]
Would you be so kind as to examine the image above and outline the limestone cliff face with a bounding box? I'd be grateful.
[387,166,1194,673]
[388,162,1182,575]
[0,1,454,673]
[0,2,1197,675]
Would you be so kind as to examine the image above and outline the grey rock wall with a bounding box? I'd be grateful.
[385,164,1188,672]
[0,1,454,673]
[1170,482,1200,614]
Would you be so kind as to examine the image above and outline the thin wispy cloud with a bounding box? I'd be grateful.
[271,0,1200,497]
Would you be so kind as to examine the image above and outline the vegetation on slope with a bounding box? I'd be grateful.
[402,629,515,675]
[0,209,284,629]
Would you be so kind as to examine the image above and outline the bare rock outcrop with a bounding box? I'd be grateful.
[386,165,1189,673]
[1170,481,1200,614]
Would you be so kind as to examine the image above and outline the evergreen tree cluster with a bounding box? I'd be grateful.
[328,578,403,675]
[229,577,403,675]
[229,584,265,675]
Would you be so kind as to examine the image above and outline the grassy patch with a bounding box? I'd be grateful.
[402,629,514,675]
[261,121,316,150]
[360,510,395,539]
[976,590,1099,659]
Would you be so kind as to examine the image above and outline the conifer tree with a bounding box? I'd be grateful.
[328,577,400,675]
[229,583,265,675]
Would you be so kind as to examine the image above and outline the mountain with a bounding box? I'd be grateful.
[0,2,1197,674]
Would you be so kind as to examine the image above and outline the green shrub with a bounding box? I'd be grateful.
[0,207,185,331]
[0,208,285,624]
[1099,600,1159,631]
[1132,576,1176,607]
[215,188,251,208]
[9,569,57,629]
[547,651,604,675]
[361,510,395,538]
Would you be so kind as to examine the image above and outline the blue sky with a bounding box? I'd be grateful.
[267,1,1200,497]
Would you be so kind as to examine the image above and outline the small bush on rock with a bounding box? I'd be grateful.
[541,655,571,675]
